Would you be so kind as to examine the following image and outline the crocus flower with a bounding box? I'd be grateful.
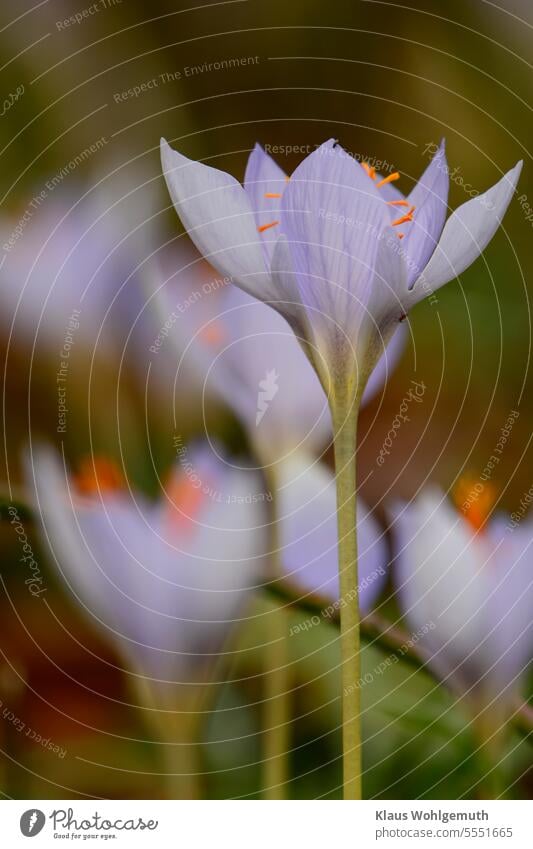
[161,136,520,799]
[392,485,533,717]
[28,445,267,689]
[155,272,407,466]
[0,177,159,364]
[160,138,521,396]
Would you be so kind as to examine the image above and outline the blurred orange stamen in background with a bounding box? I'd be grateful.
[166,472,205,531]
[453,477,497,532]
[199,321,225,346]
[75,457,125,495]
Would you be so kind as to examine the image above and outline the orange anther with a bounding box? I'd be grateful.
[387,200,409,207]
[257,220,279,233]
[199,322,224,346]
[453,477,497,533]
[166,473,205,532]
[361,162,376,179]
[392,205,415,227]
[75,457,125,495]
[264,192,282,198]
[376,172,400,188]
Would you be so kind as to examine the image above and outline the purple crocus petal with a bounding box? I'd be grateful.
[401,140,449,286]
[408,160,523,302]
[277,452,388,610]
[484,519,533,695]
[280,140,390,348]
[244,144,288,264]
[28,445,266,683]
[204,284,331,462]
[161,139,277,302]
[392,488,533,708]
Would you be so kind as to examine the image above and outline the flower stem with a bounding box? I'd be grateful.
[332,398,361,800]
[262,466,290,800]
[263,601,290,799]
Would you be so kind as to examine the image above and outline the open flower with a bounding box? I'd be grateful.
[27,445,266,687]
[392,485,533,715]
[161,138,521,397]
[156,274,406,466]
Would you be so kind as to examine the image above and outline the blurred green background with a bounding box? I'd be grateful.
[0,0,531,799]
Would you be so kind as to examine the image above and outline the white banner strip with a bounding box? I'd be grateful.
[0,799,531,847]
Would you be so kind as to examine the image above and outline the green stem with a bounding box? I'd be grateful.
[262,466,290,800]
[332,398,361,800]
[132,676,203,799]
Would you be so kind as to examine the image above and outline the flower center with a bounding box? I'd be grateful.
[75,456,125,495]
[362,161,415,239]
[453,477,497,532]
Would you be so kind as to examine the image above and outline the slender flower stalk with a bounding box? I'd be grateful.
[331,392,361,799]
[261,465,290,800]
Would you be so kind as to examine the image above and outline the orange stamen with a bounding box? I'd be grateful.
[75,456,125,495]
[453,477,497,533]
[361,162,376,180]
[264,192,282,198]
[397,233,405,239]
[392,205,415,227]
[257,220,279,233]
[199,321,225,346]
[387,200,409,207]
[376,172,400,188]
[166,472,205,532]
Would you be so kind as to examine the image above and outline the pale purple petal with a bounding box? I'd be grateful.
[161,139,276,302]
[401,140,449,286]
[279,141,390,340]
[277,453,388,610]
[409,161,523,301]
[244,144,288,263]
